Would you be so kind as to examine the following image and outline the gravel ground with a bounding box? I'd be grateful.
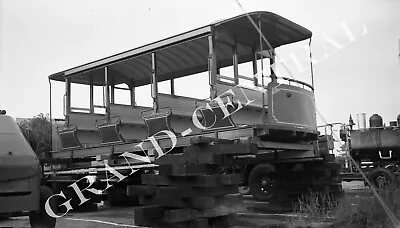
[0,181,371,228]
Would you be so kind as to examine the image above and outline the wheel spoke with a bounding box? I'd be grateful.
[376,175,389,188]
[259,175,275,194]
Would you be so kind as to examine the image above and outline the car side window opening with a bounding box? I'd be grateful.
[93,85,106,114]
[135,84,153,107]
[113,83,131,106]
[70,83,90,113]
[173,71,209,100]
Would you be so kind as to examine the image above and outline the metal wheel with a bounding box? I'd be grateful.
[368,168,395,189]
[248,164,277,201]
[259,175,275,195]
[376,174,390,188]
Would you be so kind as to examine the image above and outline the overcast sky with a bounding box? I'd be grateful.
[0,0,399,128]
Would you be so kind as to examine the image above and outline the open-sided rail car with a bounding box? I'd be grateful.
[44,11,341,215]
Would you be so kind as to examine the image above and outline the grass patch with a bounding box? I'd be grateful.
[286,192,340,227]
[287,185,400,228]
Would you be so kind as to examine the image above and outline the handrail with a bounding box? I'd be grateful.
[238,74,253,81]
[217,74,314,91]
[218,74,254,82]
[278,76,314,91]
[217,74,234,81]
[317,123,345,128]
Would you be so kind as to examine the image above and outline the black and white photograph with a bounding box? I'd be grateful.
[0,0,399,227]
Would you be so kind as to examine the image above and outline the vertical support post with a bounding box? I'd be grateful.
[258,16,267,124]
[104,67,110,120]
[270,50,277,83]
[233,40,239,85]
[252,48,258,86]
[258,17,265,87]
[151,52,159,112]
[345,126,353,173]
[208,34,217,99]
[89,75,94,113]
[130,80,135,106]
[48,79,53,149]
[64,77,71,127]
[170,79,175,95]
[309,39,315,88]
[110,84,115,104]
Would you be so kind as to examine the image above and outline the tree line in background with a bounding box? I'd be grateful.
[18,113,52,157]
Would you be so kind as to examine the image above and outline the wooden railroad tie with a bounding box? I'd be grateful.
[129,143,244,227]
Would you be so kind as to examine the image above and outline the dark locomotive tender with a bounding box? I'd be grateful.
[341,113,400,188]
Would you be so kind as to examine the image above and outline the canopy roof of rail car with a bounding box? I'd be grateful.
[49,11,312,86]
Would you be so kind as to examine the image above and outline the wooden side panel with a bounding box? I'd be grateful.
[267,82,317,130]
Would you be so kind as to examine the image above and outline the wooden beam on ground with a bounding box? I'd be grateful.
[156,185,238,198]
[162,194,244,223]
[158,164,219,176]
[183,143,257,155]
[141,174,241,187]
[155,153,223,166]
[133,206,165,227]
[256,141,314,151]
[126,185,156,196]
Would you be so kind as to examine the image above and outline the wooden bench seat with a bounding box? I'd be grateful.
[215,83,268,125]
[215,83,267,109]
[68,106,148,146]
[69,112,104,131]
[109,104,149,141]
[67,112,103,146]
[56,126,83,150]
[95,117,125,145]
[158,94,204,118]
[158,94,204,134]
[109,104,150,126]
